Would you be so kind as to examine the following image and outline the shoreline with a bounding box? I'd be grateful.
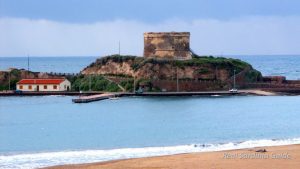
[43,144,300,169]
[1,89,298,97]
[1,88,300,97]
[2,138,300,168]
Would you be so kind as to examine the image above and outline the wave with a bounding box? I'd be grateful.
[1,138,300,169]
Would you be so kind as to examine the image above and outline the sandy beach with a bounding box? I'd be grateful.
[44,144,300,169]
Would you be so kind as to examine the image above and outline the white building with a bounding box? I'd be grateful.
[16,79,71,92]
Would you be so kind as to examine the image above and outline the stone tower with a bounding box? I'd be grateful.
[143,32,192,60]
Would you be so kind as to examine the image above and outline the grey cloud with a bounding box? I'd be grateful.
[0,16,300,56]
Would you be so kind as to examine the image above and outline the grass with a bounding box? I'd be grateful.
[87,54,252,74]
[69,74,121,92]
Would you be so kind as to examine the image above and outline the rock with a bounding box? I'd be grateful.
[255,149,267,153]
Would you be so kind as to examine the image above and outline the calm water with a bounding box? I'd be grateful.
[0,55,300,79]
[232,55,300,80]
[0,56,97,74]
[0,96,300,168]
[1,95,300,154]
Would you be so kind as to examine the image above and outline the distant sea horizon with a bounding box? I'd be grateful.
[0,55,300,80]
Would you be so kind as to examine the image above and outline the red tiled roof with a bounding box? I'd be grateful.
[17,79,65,85]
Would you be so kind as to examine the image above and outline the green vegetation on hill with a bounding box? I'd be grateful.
[87,54,252,74]
[190,55,250,69]
[69,74,161,92]
[69,74,121,92]
[119,79,134,91]
[244,69,263,82]
[0,69,24,90]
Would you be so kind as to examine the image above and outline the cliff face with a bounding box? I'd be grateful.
[85,59,135,76]
[81,55,262,91]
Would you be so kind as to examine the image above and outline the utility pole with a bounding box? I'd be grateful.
[133,75,136,93]
[176,67,179,92]
[8,71,11,90]
[27,55,30,72]
[89,74,92,91]
[26,55,30,78]
[118,41,121,55]
[78,73,82,92]
[233,69,236,89]
[215,66,218,80]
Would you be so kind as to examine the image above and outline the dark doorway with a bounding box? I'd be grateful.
[37,85,39,91]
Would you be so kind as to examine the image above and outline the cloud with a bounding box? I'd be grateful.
[0,16,300,56]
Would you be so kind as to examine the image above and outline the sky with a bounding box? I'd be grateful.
[0,0,300,56]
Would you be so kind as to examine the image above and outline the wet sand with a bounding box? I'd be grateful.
[44,144,300,169]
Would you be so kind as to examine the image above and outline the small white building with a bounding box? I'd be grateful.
[16,79,71,92]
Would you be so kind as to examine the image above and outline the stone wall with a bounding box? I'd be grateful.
[144,32,192,60]
[152,80,227,92]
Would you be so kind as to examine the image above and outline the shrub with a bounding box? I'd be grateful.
[70,74,121,92]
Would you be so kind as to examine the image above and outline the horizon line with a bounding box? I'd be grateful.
[1,54,300,58]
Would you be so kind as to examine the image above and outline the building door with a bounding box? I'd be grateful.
[37,85,39,91]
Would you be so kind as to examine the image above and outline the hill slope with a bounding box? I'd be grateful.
[81,55,262,91]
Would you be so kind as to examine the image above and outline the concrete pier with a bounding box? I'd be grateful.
[72,93,121,103]
[72,91,243,103]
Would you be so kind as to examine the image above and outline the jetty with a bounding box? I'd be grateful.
[72,93,121,103]
[72,91,243,103]
[73,89,300,103]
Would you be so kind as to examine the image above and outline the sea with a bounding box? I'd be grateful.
[0,55,300,169]
[1,55,300,80]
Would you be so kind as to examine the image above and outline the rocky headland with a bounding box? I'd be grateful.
[81,55,262,91]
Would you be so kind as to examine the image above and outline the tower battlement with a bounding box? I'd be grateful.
[143,32,192,60]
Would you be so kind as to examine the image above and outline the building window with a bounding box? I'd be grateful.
[44,85,47,89]
[19,85,23,89]
[28,85,32,90]
[53,85,57,89]
[64,85,66,89]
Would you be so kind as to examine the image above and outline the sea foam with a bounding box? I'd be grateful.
[1,138,300,169]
